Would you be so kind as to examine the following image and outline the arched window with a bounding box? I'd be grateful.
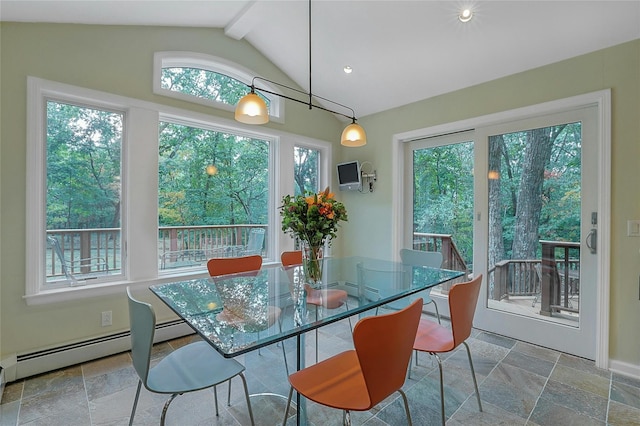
[153,52,283,122]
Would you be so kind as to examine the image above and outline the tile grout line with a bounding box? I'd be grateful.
[80,364,93,426]
[447,331,513,423]
[605,370,613,425]
[525,351,560,425]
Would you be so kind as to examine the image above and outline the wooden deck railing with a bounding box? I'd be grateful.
[411,232,469,292]
[489,240,580,316]
[46,228,120,278]
[46,224,268,278]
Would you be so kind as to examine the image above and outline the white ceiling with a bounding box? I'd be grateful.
[2,1,639,119]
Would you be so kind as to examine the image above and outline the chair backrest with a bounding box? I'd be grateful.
[281,250,302,267]
[449,274,483,347]
[47,236,73,280]
[127,287,155,385]
[399,248,443,268]
[244,228,265,255]
[353,297,423,407]
[207,255,262,277]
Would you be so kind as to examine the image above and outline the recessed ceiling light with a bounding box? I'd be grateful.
[343,66,353,74]
[459,8,473,23]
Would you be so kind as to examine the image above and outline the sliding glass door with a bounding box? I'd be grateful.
[401,103,602,360]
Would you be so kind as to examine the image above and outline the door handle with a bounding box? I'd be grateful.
[586,228,597,254]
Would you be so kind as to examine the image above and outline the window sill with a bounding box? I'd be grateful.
[25,261,279,306]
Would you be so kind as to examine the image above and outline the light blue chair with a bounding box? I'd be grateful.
[399,248,443,376]
[241,228,265,255]
[399,248,443,323]
[126,288,255,426]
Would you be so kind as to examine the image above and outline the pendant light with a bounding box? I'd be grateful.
[235,0,366,147]
[234,90,268,124]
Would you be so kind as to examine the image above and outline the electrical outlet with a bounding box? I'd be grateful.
[101,310,112,327]
[627,220,640,236]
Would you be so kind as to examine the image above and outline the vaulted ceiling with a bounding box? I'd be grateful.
[2,1,639,118]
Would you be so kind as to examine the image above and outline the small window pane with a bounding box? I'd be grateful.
[46,101,122,285]
[161,67,270,110]
[293,146,320,195]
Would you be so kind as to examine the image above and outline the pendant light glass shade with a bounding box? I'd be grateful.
[235,92,269,124]
[341,122,367,147]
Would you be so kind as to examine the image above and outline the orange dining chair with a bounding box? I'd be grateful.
[206,255,263,277]
[412,274,483,426]
[281,250,352,364]
[282,298,423,425]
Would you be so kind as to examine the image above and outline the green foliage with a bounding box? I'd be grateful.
[412,121,581,265]
[413,142,475,263]
[158,122,269,226]
[46,101,122,229]
[293,146,319,195]
[491,123,582,259]
[161,67,270,110]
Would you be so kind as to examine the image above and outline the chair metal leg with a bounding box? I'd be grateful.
[434,353,445,426]
[398,389,413,426]
[129,380,142,426]
[160,393,179,426]
[343,410,352,426]
[213,384,220,415]
[282,386,295,426]
[463,341,483,412]
[432,300,441,324]
[315,307,319,363]
[238,372,256,426]
[345,300,353,332]
[282,338,290,376]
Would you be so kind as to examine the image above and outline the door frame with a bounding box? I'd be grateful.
[391,90,610,368]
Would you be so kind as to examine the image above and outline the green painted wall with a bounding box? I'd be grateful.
[339,39,640,367]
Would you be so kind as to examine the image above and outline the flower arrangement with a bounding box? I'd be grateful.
[280,187,348,248]
[280,187,348,284]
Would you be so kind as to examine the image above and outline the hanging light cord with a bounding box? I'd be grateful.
[308,0,312,109]
[245,0,359,124]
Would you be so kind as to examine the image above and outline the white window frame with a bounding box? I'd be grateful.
[25,76,331,305]
[26,77,130,300]
[153,51,284,123]
[156,113,277,274]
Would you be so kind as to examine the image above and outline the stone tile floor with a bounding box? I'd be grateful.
[1,311,639,425]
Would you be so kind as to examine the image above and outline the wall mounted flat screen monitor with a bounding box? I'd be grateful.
[337,161,361,191]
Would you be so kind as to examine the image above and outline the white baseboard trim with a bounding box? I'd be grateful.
[12,320,193,381]
[609,358,640,380]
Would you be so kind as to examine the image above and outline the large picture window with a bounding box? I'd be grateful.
[158,121,270,271]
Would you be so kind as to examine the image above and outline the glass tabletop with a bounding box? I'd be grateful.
[150,256,463,357]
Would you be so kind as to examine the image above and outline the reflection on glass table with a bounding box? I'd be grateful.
[151,257,462,358]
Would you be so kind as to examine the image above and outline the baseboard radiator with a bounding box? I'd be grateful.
[13,320,193,381]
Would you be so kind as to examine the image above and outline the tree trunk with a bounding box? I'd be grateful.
[511,127,564,259]
[488,135,505,269]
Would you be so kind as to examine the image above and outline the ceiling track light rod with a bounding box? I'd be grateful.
[234,0,366,146]
[248,76,358,122]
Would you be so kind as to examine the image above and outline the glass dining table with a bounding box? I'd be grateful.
[150,256,463,425]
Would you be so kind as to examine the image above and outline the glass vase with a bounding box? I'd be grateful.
[302,242,324,288]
